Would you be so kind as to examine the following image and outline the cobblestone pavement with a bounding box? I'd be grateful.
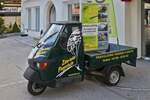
[0,36,150,100]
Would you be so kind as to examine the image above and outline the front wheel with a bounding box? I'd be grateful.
[27,81,47,96]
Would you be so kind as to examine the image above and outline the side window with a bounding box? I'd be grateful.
[72,26,80,32]
[59,25,81,51]
[59,26,70,50]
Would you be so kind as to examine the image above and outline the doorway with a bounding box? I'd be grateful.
[142,0,150,59]
[49,4,56,23]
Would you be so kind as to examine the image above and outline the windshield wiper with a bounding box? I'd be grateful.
[44,31,58,42]
[36,31,59,48]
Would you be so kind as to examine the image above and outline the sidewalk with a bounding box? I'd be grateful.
[0,32,26,39]
[13,35,39,47]
[0,32,39,47]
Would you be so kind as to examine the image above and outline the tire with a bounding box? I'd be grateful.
[27,81,47,96]
[104,67,121,86]
[95,0,105,3]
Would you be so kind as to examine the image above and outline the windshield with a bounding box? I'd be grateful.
[38,24,63,46]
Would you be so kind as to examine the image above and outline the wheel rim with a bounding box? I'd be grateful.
[109,71,120,84]
[32,83,44,93]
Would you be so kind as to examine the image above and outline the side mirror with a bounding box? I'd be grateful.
[40,30,43,38]
[40,30,43,35]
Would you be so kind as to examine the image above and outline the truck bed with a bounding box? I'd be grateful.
[84,44,137,70]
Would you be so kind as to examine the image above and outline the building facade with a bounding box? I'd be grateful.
[21,0,55,38]
[22,0,148,58]
[21,0,125,42]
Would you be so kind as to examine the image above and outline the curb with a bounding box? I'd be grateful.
[0,33,27,39]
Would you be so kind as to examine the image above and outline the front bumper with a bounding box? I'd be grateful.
[24,67,56,87]
[24,67,42,83]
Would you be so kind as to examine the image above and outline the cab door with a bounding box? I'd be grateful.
[56,24,84,79]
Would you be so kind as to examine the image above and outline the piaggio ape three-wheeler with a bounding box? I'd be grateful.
[24,22,137,96]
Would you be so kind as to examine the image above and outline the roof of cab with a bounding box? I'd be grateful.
[51,21,82,25]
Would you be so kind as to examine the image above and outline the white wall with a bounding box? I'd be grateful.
[51,0,68,21]
[21,0,51,38]
[125,0,142,58]
[113,0,125,45]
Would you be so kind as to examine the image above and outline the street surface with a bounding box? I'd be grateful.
[0,36,150,100]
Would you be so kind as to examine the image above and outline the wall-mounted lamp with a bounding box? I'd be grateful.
[0,2,4,10]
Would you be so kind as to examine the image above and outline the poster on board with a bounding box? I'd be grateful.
[81,0,117,51]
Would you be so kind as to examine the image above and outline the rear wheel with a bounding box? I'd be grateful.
[27,81,46,96]
[104,67,121,86]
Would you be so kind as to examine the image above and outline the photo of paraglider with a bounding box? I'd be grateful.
[98,23,108,31]
[98,32,108,42]
[98,32,109,49]
[98,4,108,22]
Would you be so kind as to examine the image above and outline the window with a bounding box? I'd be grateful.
[68,3,80,22]
[27,8,31,30]
[39,24,63,44]
[35,7,40,32]
[60,25,80,50]
[60,25,70,49]
[49,5,56,22]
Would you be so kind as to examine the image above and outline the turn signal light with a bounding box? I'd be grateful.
[37,62,48,70]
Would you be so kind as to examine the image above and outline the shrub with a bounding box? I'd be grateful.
[12,22,20,33]
[0,17,6,35]
[9,23,12,29]
[5,23,13,33]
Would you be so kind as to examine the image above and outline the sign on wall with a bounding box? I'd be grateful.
[81,0,117,51]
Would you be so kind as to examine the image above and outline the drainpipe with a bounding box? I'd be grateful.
[79,0,82,22]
